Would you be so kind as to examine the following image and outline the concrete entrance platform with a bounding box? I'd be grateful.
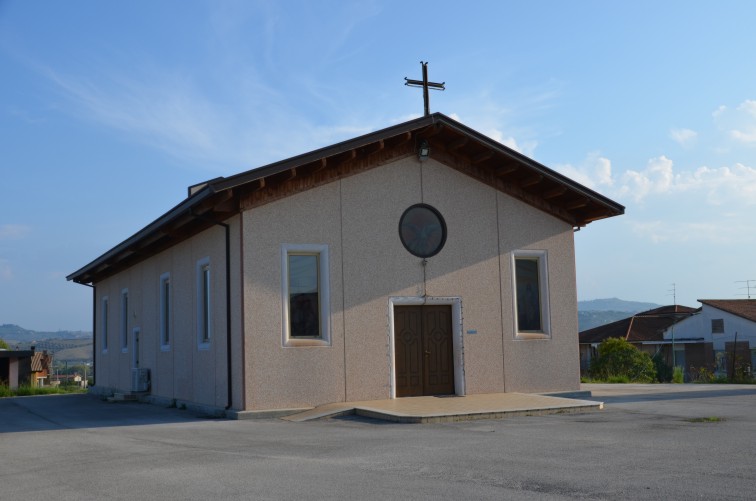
[283,392,603,424]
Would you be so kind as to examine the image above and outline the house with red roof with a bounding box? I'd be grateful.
[660,299,756,378]
[579,305,698,376]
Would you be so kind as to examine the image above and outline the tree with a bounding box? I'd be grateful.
[589,337,656,383]
[0,338,8,350]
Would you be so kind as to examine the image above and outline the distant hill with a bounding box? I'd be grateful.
[0,324,91,342]
[0,324,92,363]
[577,298,662,332]
[578,298,661,313]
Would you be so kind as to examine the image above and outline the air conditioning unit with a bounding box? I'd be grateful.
[131,368,150,392]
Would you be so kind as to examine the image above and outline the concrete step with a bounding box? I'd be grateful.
[108,393,138,403]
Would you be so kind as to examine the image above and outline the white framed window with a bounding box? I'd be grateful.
[120,288,129,352]
[511,250,551,339]
[101,296,109,353]
[159,272,171,351]
[281,244,331,347]
[196,257,211,350]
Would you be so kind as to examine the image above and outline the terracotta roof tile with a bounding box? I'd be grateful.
[698,299,756,323]
[579,305,696,344]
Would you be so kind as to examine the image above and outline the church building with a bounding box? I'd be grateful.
[68,112,623,416]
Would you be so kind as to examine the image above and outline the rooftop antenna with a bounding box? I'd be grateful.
[405,61,445,117]
[735,279,755,299]
[668,283,677,306]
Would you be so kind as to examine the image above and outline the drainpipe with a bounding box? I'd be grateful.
[80,282,96,387]
[216,220,233,411]
[193,212,234,411]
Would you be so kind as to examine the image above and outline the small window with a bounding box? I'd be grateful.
[159,273,171,350]
[120,289,129,352]
[197,258,211,349]
[512,250,551,339]
[281,244,330,347]
[101,296,109,353]
[711,319,724,334]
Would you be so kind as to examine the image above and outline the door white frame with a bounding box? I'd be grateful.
[387,296,465,399]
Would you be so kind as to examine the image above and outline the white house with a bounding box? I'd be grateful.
[661,299,756,377]
[68,113,624,417]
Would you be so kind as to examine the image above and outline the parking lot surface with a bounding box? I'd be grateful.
[1,384,754,500]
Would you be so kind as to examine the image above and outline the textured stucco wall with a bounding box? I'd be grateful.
[243,182,346,410]
[241,156,579,410]
[93,216,241,409]
[496,194,580,392]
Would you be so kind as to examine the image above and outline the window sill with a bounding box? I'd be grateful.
[515,332,551,340]
[284,338,331,348]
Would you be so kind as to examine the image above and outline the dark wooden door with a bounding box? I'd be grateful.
[395,305,454,397]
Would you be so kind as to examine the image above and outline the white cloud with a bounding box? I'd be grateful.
[618,156,674,202]
[630,218,752,245]
[0,259,12,281]
[0,224,31,240]
[484,128,538,157]
[554,152,613,190]
[669,128,697,146]
[729,129,756,143]
[713,99,756,145]
[738,99,756,117]
[560,148,756,207]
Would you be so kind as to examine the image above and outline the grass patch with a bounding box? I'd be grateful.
[0,384,87,397]
[685,416,725,423]
[581,375,633,383]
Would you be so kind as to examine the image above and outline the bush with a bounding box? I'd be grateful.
[588,338,656,383]
[672,366,684,384]
[653,353,673,383]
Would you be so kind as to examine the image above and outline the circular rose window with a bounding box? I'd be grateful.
[398,203,447,258]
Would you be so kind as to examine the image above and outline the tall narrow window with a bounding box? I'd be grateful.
[101,296,109,353]
[289,254,320,338]
[512,250,550,339]
[120,289,129,352]
[159,273,171,350]
[197,258,211,349]
[281,244,330,347]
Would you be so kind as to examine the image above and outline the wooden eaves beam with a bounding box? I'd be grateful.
[472,149,494,164]
[520,174,543,188]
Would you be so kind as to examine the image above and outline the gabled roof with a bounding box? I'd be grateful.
[579,305,697,344]
[698,299,756,323]
[31,351,52,372]
[68,113,624,285]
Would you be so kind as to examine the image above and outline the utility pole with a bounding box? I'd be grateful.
[668,283,677,368]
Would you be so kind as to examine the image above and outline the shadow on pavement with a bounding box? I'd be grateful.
[585,387,756,404]
[0,393,207,433]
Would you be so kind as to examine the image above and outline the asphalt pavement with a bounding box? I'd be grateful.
[1,384,755,500]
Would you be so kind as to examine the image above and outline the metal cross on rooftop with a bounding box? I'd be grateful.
[405,61,445,117]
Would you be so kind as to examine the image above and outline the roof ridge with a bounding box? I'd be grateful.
[625,316,635,340]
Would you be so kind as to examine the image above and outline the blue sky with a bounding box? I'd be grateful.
[2,1,756,331]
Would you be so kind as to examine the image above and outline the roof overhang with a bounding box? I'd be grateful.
[68,113,624,285]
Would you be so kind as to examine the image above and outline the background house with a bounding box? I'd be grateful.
[661,299,756,378]
[68,113,623,416]
[0,348,52,389]
[579,305,698,375]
